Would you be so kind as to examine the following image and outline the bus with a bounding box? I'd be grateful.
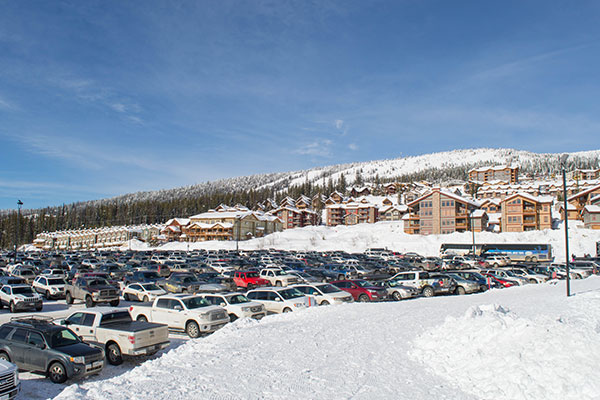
[440,243,553,262]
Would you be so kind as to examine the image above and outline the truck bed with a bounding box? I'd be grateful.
[101,320,166,333]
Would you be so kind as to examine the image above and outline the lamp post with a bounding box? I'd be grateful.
[14,200,23,263]
[560,154,571,297]
[235,216,241,252]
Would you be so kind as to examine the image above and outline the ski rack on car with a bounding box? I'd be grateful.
[9,315,56,326]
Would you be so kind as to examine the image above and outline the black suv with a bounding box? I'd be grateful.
[0,317,104,383]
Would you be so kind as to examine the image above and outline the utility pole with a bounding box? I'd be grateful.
[14,200,23,263]
[560,154,571,297]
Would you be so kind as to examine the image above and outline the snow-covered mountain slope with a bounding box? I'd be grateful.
[53,277,600,400]
[130,220,600,261]
[88,148,600,206]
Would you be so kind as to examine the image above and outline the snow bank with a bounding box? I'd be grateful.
[411,302,600,400]
[126,221,600,260]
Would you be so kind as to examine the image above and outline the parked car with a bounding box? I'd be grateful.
[0,358,19,399]
[128,294,229,338]
[32,276,67,299]
[389,271,456,297]
[433,273,480,295]
[246,287,317,313]
[372,279,419,301]
[233,271,270,289]
[60,308,169,365]
[329,279,388,302]
[122,283,167,302]
[0,317,104,383]
[161,273,226,294]
[0,285,43,313]
[259,268,300,287]
[200,293,266,321]
[65,277,120,308]
[291,283,354,305]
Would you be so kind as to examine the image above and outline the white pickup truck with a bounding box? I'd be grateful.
[259,268,300,287]
[128,294,230,338]
[60,308,170,365]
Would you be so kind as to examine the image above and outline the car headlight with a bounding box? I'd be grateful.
[70,356,85,364]
[294,303,304,307]
[200,312,210,318]
[241,307,251,312]
[14,371,19,386]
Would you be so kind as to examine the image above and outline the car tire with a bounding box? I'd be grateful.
[106,342,123,365]
[247,284,254,290]
[392,291,403,301]
[0,352,10,362]
[531,256,538,263]
[422,286,434,297]
[358,294,369,302]
[186,321,200,338]
[338,274,345,280]
[143,295,149,303]
[282,307,292,313]
[48,361,68,384]
[320,300,330,306]
[109,299,120,307]
[45,290,51,300]
[123,293,131,301]
[36,304,43,312]
[275,281,282,287]
[137,315,148,322]
[65,292,73,304]
[85,296,95,308]
[9,302,17,313]
[456,286,466,295]
[529,279,537,284]
[228,313,238,322]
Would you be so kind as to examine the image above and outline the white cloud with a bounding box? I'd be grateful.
[348,143,358,151]
[0,94,17,111]
[335,119,344,130]
[294,139,333,157]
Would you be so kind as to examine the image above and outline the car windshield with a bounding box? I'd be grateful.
[180,277,196,283]
[86,278,109,286]
[227,294,250,304]
[50,328,81,348]
[183,297,210,309]
[354,280,372,288]
[246,272,259,278]
[271,270,286,276]
[278,288,304,300]
[48,278,66,285]
[318,284,340,294]
[12,287,34,295]
[141,283,161,291]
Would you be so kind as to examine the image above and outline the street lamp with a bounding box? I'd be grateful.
[560,154,571,297]
[14,200,23,263]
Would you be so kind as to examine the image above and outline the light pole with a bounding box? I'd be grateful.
[560,154,571,297]
[235,216,240,252]
[14,200,23,263]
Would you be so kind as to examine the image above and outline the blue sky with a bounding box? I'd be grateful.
[1,1,600,210]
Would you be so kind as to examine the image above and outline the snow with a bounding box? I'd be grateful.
[51,278,600,400]
[127,221,600,261]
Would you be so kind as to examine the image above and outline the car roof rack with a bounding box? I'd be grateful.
[9,315,55,326]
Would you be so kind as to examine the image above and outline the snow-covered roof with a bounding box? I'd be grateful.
[471,210,487,218]
[165,218,191,226]
[469,164,518,173]
[568,184,600,202]
[583,205,600,213]
[504,192,553,204]
[408,188,480,208]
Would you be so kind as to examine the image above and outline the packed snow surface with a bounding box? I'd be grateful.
[53,278,600,400]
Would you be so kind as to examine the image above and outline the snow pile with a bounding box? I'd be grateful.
[411,303,600,400]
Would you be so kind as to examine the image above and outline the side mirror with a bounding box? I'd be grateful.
[174,305,183,311]
[61,320,70,326]
[274,297,282,302]
[220,302,226,307]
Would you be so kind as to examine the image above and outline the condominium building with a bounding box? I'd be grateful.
[567,184,600,221]
[500,193,553,232]
[582,205,600,229]
[468,165,519,185]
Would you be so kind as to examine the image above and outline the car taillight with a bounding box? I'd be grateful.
[128,335,135,344]
[438,279,444,286]
[129,306,133,312]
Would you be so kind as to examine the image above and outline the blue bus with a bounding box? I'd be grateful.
[440,243,553,262]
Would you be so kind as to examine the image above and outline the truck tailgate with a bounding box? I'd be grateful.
[131,324,169,349]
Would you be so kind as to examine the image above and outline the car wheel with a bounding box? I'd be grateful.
[456,286,466,295]
[228,313,238,322]
[529,279,537,284]
[143,295,149,303]
[392,291,403,301]
[358,294,369,302]
[109,299,120,307]
[338,274,345,280]
[422,286,434,297]
[493,263,499,268]
[123,293,131,301]
[106,343,123,365]
[9,302,17,313]
[137,315,148,322]
[531,256,538,263]
[48,361,68,384]
[186,321,200,338]
[36,304,43,312]
[85,296,95,308]
[65,292,73,304]
[45,290,51,300]
[0,352,10,362]
[282,307,292,313]
[275,281,282,287]
[320,300,330,306]
[247,284,254,290]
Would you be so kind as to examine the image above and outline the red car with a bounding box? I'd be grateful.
[481,273,515,288]
[233,271,269,289]
[330,279,388,302]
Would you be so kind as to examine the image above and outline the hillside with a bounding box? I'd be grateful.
[83,147,600,207]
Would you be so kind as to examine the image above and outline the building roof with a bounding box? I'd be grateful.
[567,184,600,202]
[503,192,554,204]
[408,188,480,208]
[469,165,518,173]
[583,205,600,214]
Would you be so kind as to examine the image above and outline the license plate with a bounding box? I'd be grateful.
[1,394,9,400]
[92,361,102,368]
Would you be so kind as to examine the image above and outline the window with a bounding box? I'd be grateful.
[82,313,96,326]
[156,298,169,309]
[11,328,28,343]
[266,292,280,301]
[28,332,45,347]
[0,326,13,340]
[130,284,141,291]
[67,312,85,325]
